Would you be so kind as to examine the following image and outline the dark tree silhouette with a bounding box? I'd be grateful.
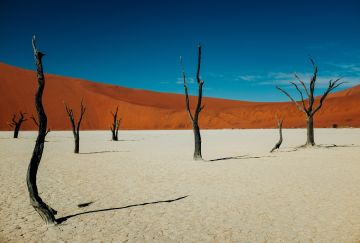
[30,114,50,136]
[8,112,27,138]
[110,106,121,141]
[30,115,38,126]
[181,45,205,160]
[276,58,344,146]
[64,100,86,153]
[26,36,57,224]
[270,115,284,152]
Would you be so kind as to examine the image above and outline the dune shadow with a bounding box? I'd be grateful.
[56,195,189,224]
[80,150,128,154]
[207,155,273,162]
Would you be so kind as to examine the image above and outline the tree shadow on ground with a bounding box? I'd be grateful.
[108,139,143,142]
[317,144,359,148]
[77,202,94,208]
[275,144,359,153]
[207,155,274,162]
[79,150,129,154]
[56,195,189,224]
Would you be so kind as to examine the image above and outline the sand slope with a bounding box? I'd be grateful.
[0,129,360,242]
[0,62,359,130]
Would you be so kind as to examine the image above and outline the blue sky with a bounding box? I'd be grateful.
[1,0,359,101]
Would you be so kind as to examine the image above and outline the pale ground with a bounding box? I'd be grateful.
[0,129,360,243]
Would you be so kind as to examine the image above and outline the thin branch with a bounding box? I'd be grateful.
[194,44,204,119]
[308,58,318,108]
[19,112,27,121]
[312,78,344,115]
[116,118,122,133]
[77,100,86,134]
[180,56,194,121]
[276,86,306,113]
[270,114,284,153]
[64,102,76,136]
[11,114,16,125]
[196,44,202,85]
[294,73,310,97]
[290,81,307,113]
[9,112,27,127]
[30,115,39,127]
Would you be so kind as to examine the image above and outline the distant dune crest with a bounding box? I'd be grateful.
[0,62,359,130]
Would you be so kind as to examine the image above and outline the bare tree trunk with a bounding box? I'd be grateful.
[276,58,344,146]
[8,112,27,138]
[75,134,80,153]
[112,131,117,141]
[14,123,21,138]
[181,45,205,160]
[26,36,57,224]
[193,122,202,159]
[64,101,86,154]
[270,116,283,152]
[306,115,315,146]
[31,114,50,136]
[110,106,121,141]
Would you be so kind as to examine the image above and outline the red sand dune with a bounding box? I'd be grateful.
[0,62,359,130]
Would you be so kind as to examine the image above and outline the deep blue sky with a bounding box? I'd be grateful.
[1,0,359,101]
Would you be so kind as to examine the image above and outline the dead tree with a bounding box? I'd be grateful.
[26,36,57,224]
[270,115,284,152]
[31,114,50,136]
[276,58,344,146]
[181,45,204,160]
[110,106,121,141]
[64,100,86,153]
[8,112,27,138]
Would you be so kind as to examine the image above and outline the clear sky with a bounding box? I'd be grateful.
[1,0,359,101]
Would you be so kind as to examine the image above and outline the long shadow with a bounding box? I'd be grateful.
[77,201,94,208]
[318,144,359,148]
[276,148,299,153]
[80,150,128,154]
[277,144,360,153]
[56,195,188,224]
[207,155,273,162]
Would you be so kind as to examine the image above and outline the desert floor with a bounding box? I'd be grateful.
[0,129,360,242]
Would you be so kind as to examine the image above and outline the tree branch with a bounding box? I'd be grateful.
[180,56,194,121]
[308,58,318,109]
[116,118,122,133]
[290,81,307,113]
[77,100,86,134]
[294,73,310,98]
[30,115,39,127]
[276,86,306,113]
[270,114,284,152]
[312,78,344,115]
[194,44,204,119]
[64,102,76,136]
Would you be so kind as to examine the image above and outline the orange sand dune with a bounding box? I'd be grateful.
[0,62,359,130]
